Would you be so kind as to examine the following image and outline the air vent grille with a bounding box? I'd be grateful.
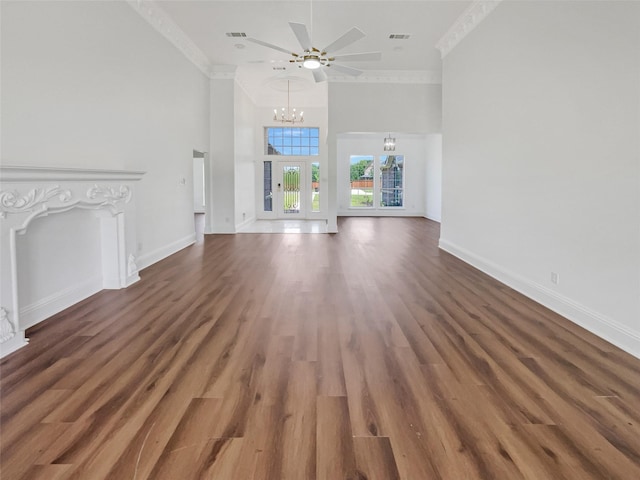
[389,34,411,40]
[226,32,247,38]
[272,67,286,71]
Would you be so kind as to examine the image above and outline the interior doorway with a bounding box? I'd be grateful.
[193,150,207,240]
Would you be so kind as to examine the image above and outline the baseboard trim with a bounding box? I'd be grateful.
[125,273,140,288]
[338,210,425,217]
[235,215,256,231]
[438,238,640,359]
[19,276,104,330]
[138,233,196,271]
[0,332,29,358]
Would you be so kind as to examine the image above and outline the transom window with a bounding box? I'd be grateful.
[265,127,319,156]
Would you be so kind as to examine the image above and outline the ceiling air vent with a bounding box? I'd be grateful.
[389,34,411,40]
[226,32,247,38]
[272,67,286,71]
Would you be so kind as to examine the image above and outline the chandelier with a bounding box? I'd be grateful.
[383,133,396,151]
[274,80,304,124]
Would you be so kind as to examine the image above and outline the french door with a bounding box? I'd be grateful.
[275,162,305,218]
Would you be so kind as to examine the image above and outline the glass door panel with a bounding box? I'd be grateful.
[276,162,305,218]
[283,165,300,214]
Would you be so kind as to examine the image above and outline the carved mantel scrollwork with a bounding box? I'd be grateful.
[127,254,138,277]
[0,186,72,218]
[0,184,134,219]
[87,184,132,204]
[0,308,15,343]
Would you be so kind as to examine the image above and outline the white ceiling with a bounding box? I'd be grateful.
[159,0,471,105]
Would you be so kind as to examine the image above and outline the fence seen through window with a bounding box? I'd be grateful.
[349,155,404,208]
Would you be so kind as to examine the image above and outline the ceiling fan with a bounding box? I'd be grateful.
[247,22,382,83]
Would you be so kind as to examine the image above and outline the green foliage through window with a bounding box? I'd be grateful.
[349,156,374,207]
[311,162,320,212]
[350,158,373,181]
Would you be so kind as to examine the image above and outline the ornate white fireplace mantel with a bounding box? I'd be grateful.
[0,166,145,358]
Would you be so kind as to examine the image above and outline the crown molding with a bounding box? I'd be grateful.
[328,70,441,85]
[436,0,503,59]
[210,65,238,80]
[126,0,212,76]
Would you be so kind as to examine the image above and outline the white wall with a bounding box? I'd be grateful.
[328,83,442,134]
[1,1,210,269]
[425,134,442,222]
[234,83,256,229]
[337,133,427,217]
[209,78,236,233]
[441,1,640,357]
[328,82,443,228]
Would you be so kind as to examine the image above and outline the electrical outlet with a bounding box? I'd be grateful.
[551,272,560,285]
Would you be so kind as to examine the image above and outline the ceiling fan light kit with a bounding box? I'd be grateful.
[302,57,321,70]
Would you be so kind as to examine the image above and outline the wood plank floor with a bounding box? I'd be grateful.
[1,217,639,479]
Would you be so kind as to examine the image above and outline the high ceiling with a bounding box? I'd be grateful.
[158,1,471,105]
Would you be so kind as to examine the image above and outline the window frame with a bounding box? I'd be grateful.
[378,155,405,209]
[348,155,375,209]
[347,154,405,210]
[265,127,320,157]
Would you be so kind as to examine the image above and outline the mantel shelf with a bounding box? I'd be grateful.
[0,166,146,183]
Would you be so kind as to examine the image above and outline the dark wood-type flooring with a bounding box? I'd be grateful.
[1,217,639,479]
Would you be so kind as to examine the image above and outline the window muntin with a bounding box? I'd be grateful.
[266,127,319,156]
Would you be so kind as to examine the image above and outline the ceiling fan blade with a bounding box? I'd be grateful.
[329,64,363,77]
[246,37,295,56]
[312,68,328,83]
[331,52,382,62]
[323,27,365,54]
[289,22,313,51]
